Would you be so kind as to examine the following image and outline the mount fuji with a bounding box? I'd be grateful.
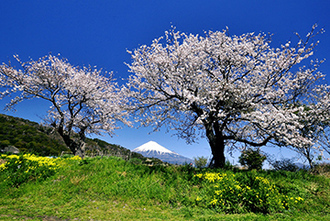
[132,141,193,165]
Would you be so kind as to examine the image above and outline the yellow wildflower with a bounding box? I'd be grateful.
[210,199,218,205]
[234,184,241,190]
[215,190,221,195]
[70,155,82,161]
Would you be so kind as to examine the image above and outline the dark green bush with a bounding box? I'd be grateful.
[239,149,266,170]
[129,157,143,165]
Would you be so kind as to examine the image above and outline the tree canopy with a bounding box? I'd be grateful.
[0,54,130,157]
[125,25,329,168]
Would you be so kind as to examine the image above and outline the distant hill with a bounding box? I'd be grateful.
[132,141,193,165]
[0,114,165,164]
[0,114,69,156]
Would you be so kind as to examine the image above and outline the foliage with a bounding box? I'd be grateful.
[0,114,69,156]
[0,54,130,157]
[0,154,81,187]
[194,171,304,214]
[239,149,266,170]
[125,24,328,168]
[194,156,208,168]
[270,158,299,172]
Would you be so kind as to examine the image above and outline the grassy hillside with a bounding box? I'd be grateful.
[0,154,329,220]
[0,114,162,164]
[0,114,69,156]
[1,114,329,220]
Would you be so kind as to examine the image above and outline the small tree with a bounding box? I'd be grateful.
[193,156,208,168]
[125,25,327,168]
[0,54,129,157]
[239,149,266,170]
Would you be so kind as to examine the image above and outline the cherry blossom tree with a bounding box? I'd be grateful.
[288,87,330,168]
[125,25,328,168]
[0,54,129,157]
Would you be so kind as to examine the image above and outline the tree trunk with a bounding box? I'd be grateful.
[57,127,85,158]
[306,152,314,169]
[204,121,226,168]
[74,141,86,159]
[208,136,226,168]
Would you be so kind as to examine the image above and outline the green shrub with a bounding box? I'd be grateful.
[129,157,143,165]
[0,154,81,187]
[0,140,10,148]
[194,170,304,214]
[194,156,208,168]
[239,149,266,170]
[0,155,56,187]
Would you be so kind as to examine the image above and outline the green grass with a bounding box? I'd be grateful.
[1,155,329,220]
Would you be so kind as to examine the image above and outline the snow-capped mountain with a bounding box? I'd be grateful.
[132,141,193,165]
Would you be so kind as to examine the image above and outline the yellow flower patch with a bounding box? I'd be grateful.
[194,171,304,213]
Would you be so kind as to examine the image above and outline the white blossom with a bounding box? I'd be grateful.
[0,54,130,156]
[125,26,327,167]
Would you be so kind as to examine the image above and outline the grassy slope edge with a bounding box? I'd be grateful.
[0,156,329,221]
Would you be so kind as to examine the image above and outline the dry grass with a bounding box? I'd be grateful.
[312,163,330,178]
[0,158,6,165]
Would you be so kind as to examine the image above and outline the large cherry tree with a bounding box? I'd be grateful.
[125,25,328,168]
[0,54,129,157]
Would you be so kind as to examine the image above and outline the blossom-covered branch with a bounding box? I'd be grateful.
[0,54,130,157]
[125,25,327,168]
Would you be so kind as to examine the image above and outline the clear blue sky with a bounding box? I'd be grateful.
[0,0,329,165]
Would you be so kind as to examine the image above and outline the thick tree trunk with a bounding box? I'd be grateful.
[74,141,86,159]
[208,136,226,168]
[204,121,226,168]
[192,102,227,168]
[57,127,85,158]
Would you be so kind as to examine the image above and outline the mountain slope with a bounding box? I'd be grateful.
[0,114,69,156]
[0,114,187,165]
[133,141,178,155]
[0,114,148,162]
[132,141,193,165]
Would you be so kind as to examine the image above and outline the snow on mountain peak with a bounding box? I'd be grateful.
[132,141,193,165]
[132,141,177,155]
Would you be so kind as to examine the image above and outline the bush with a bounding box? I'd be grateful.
[194,156,208,168]
[194,171,304,214]
[0,154,81,187]
[129,157,143,165]
[0,140,10,148]
[0,154,56,187]
[239,149,266,170]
